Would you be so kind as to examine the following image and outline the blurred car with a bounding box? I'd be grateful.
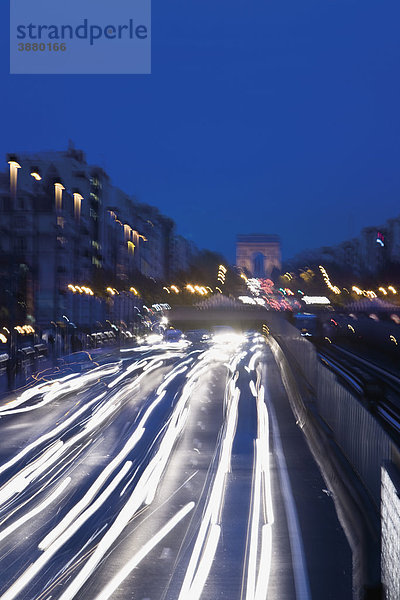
[293,312,319,338]
[185,329,210,342]
[164,329,184,343]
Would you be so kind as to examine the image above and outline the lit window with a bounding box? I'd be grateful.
[92,257,102,267]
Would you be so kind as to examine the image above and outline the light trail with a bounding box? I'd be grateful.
[0,373,77,412]
[107,358,149,389]
[92,502,195,600]
[0,387,127,505]
[39,358,193,549]
[0,362,120,416]
[244,382,274,600]
[0,441,65,506]
[0,462,132,600]
[38,426,146,550]
[0,356,165,506]
[178,375,241,600]
[120,340,189,353]
[0,339,258,600]
[54,372,202,600]
[156,364,189,396]
[246,439,263,599]
[0,350,210,600]
[0,477,71,543]
[185,523,221,598]
[248,350,262,372]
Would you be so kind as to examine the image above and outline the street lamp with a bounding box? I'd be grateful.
[73,193,83,220]
[54,182,65,212]
[30,168,41,181]
[8,158,21,198]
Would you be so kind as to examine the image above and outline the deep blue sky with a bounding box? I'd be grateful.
[1,1,400,262]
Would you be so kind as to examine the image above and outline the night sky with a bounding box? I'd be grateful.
[1,1,400,262]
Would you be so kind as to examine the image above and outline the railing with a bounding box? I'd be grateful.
[264,313,394,510]
[263,313,397,598]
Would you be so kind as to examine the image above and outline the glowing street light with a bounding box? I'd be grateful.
[73,193,83,220]
[319,266,340,295]
[217,264,227,285]
[124,224,132,240]
[352,286,363,295]
[8,160,21,197]
[81,286,94,295]
[54,182,65,212]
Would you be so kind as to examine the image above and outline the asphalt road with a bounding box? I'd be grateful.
[0,333,352,600]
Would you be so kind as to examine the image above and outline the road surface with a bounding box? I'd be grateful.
[0,333,352,600]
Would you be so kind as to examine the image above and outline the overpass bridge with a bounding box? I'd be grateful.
[168,298,271,331]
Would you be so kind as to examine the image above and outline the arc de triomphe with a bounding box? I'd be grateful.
[236,234,281,278]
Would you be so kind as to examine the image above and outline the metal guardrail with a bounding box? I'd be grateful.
[263,314,395,511]
[319,345,400,443]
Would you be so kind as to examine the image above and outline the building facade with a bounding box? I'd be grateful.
[288,214,400,279]
[0,145,195,329]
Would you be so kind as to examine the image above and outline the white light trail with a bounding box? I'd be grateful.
[0,441,65,505]
[0,477,71,543]
[0,363,162,507]
[39,426,146,550]
[107,358,149,389]
[0,341,243,600]
[0,363,120,416]
[0,392,106,478]
[92,502,195,600]
[246,439,262,599]
[0,462,132,600]
[178,381,240,600]
[185,523,221,598]
[156,365,189,396]
[244,383,274,600]
[0,392,126,506]
[34,355,209,600]
[248,351,262,372]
